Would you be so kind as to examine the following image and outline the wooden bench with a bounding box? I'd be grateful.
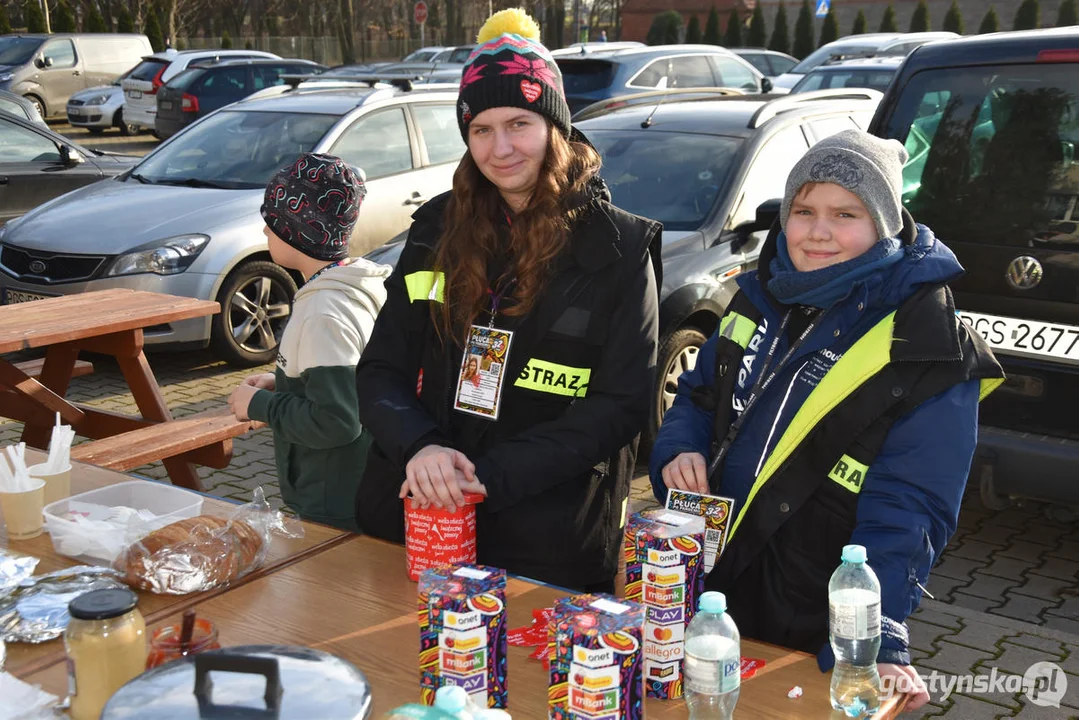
[70,408,262,489]
[13,358,94,380]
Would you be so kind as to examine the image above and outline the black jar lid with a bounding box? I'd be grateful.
[69,588,139,621]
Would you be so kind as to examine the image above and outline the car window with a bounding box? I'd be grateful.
[42,39,77,69]
[331,108,413,179]
[588,129,743,231]
[165,68,204,91]
[128,58,168,82]
[432,50,452,63]
[0,97,31,122]
[630,58,670,89]
[448,48,473,63]
[791,44,880,74]
[669,56,716,88]
[197,66,249,95]
[412,104,466,166]
[0,119,60,163]
[792,72,827,93]
[253,65,295,90]
[769,56,798,75]
[807,115,859,141]
[0,37,44,66]
[740,53,772,75]
[729,125,810,229]
[713,57,759,91]
[894,65,1079,249]
[558,60,616,93]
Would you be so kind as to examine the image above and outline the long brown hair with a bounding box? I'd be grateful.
[432,125,602,343]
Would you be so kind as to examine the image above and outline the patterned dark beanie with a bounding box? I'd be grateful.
[260,153,367,262]
[457,9,571,140]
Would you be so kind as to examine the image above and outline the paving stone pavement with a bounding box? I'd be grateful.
[4,348,1077,718]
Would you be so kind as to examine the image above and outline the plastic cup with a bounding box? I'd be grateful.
[0,478,46,540]
[29,462,71,506]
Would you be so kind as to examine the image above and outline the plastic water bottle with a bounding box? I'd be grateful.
[829,544,882,718]
[683,591,740,719]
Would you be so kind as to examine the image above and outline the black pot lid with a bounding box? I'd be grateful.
[101,645,372,720]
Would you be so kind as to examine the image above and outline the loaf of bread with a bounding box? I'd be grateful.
[118,515,265,594]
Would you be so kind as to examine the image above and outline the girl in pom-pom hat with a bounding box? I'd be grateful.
[355,8,662,592]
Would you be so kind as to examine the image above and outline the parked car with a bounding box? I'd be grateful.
[0,82,465,366]
[771,31,958,90]
[731,48,798,79]
[367,88,882,451]
[0,111,138,226]
[155,59,326,139]
[555,45,771,115]
[0,88,46,127]
[0,33,152,119]
[401,46,447,62]
[789,56,902,94]
[66,65,140,135]
[121,48,279,134]
[868,27,1079,508]
[550,41,646,57]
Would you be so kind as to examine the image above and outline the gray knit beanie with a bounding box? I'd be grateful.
[780,129,909,240]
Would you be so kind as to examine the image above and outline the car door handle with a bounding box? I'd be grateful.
[72,70,81,76]
[404,192,428,206]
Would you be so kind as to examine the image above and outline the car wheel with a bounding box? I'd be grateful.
[210,261,296,367]
[643,327,708,457]
[115,109,136,136]
[26,95,45,119]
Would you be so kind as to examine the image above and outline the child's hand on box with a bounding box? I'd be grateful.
[662,452,710,494]
[401,445,485,512]
[242,372,276,391]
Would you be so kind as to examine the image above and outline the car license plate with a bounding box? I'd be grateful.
[160,101,172,110]
[126,89,142,99]
[67,109,84,118]
[3,289,53,304]
[959,311,1079,365]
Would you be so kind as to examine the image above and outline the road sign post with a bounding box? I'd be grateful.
[415,1,428,46]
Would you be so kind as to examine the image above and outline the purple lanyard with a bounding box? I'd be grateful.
[486,277,517,328]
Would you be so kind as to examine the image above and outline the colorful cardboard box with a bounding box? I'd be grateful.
[623,508,707,699]
[548,593,645,720]
[418,563,508,708]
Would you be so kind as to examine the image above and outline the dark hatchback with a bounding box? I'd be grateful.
[154,58,325,139]
[870,28,1079,507]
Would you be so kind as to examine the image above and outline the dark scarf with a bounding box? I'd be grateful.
[767,231,904,309]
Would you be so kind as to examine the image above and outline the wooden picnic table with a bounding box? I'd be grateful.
[3,452,352,679]
[0,288,221,489]
[18,535,907,719]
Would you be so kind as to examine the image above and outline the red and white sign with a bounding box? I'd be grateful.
[414,1,428,25]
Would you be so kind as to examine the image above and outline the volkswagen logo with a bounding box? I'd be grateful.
[28,260,47,275]
[1006,256,1043,290]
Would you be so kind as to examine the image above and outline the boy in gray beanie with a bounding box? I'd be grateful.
[651,129,1002,715]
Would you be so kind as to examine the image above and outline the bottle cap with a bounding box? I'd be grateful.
[68,588,139,620]
[434,685,469,713]
[699,591,727,614]
[842,544,867,564]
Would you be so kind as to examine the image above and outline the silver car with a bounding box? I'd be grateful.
[0,82,465,366]
[67,76,135,135]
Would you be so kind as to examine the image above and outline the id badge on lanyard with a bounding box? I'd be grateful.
[454,325,514,419]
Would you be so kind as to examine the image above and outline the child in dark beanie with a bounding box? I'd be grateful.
[228,152,390,532]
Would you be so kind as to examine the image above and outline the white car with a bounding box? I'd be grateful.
[67,78,131,135]
[121,48,278,134]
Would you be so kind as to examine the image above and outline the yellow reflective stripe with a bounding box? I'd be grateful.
[728,311,896,541]
[828,454,868,494]
[980,377,1004,401]
[719,311,757,349]
[514,358,591,397]
[404,271,445,303]
[619,497,628,529]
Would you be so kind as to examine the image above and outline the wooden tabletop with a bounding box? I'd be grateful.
[21,536,905,719]
[0,289,219,353]
[4,452,351,678]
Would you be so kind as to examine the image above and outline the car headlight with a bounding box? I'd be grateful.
[0,73,13,83]
[106,234,209,277]
[84,93,112,105]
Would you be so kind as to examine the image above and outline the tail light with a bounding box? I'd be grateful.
[149,65,167,94]
[1037,49,1079,63]
[181,93,199,113]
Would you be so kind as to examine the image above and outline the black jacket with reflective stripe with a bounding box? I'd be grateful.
[355,186,661,589]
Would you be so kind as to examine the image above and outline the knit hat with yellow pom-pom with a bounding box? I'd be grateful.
[456,8,570,139]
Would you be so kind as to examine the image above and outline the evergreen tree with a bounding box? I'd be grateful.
[819,8,838,45]
[909,0,930,31]
[0,3,11,34]
[117,6,135,33]
[793,0,815,59]
[748,3,767,46]
[23,0,47,32]
[145,10,165,51]
[244,40,253,49]
[53,0,78,32]
[1013,0,1040,28]
[879,4,899,31]
[979,5,1000,31]
[1058,0,1078,25]
[769,2,791,54]
[646,10,684,45]
[686,15,702,43]
[724,8,743,46]
[703,6,722,45]
[943,0,964,33]
[851,9,867,34]
[221,30,234,48]
[86,4,108,32]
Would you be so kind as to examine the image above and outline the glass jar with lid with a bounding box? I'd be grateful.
[64,588,148,720]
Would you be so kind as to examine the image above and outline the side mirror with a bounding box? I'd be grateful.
[730,198,781,252]
[34,56,45,69]
[761,77,773,94]
[43,56,54,68]
[59,144,84,166]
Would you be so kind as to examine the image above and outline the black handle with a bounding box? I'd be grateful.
[194,652,283,714]
[0,177,8,185]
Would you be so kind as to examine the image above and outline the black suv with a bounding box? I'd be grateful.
[869,28,1079,508]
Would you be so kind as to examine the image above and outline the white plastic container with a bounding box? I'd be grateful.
[43,480,204,565]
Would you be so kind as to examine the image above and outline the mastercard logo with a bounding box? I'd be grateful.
[468,593,504,615]
[668,536,701,556]
[600,631,640,654]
